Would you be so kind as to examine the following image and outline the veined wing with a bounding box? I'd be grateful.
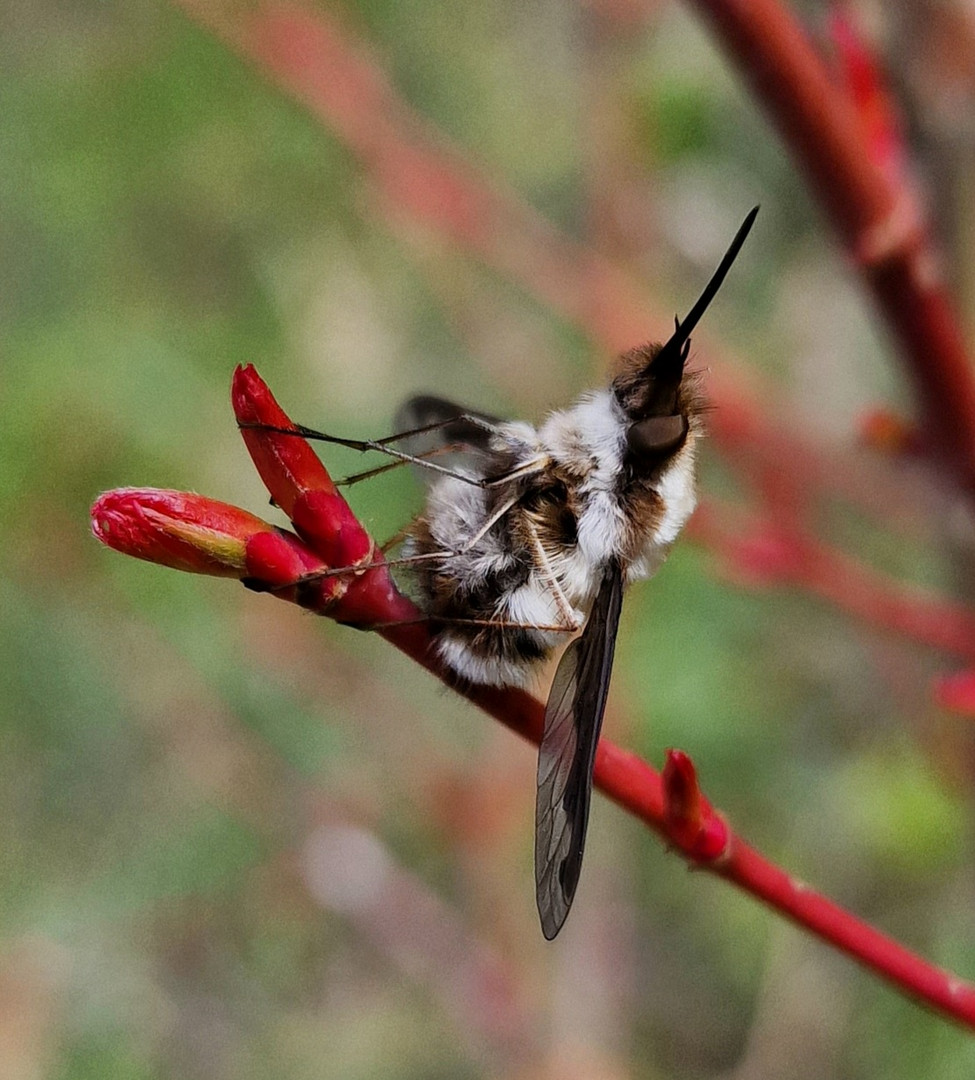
[394,395,503,484]
[535,559,624,940]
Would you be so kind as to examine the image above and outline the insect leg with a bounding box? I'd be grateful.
[377,521,416,555]
[253,551,575,634]
[353,615,576,633]
[336,448,549,490]
[454,491,522,551]
[523,519,581,632]
[484,457,550,487]
[370,413,500,446]
[336,444,467,487]
[239,421,497,486]
[281,489,521,591]
[276,551,454,590]
[240,414,513,489]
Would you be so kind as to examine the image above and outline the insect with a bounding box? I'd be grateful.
[260,207,757,938]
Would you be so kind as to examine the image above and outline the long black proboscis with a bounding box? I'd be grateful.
[653,205,759,379]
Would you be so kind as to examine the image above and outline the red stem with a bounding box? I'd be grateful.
[686,0,975,496]
[691,501,975,663]
[720,840,975,1020]
[369,613,975,1027]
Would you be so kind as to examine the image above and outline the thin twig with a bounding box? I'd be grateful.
[686,0,975,495]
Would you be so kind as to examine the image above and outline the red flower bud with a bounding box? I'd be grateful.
[291,490,374,570]
[94,369,422,629]
[243,529,348,609]
[232,364,338,516]
[662,749,729,861]
[91,488,272,576]
[231,366,375,571]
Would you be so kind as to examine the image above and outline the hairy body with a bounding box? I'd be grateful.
[406,362,704,688]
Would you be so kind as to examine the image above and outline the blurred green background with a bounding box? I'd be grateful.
[4,1,975,1077]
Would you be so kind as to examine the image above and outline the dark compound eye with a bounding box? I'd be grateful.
[626,414,688,460]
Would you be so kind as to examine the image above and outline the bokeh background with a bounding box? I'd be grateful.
[5,1,975,1076]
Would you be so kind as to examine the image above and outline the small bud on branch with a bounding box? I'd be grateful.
[663,749,730,861]
[91,488,271,577]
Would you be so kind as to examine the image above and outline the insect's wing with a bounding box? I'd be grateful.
[535,559,624,939]
[394,395,503,484]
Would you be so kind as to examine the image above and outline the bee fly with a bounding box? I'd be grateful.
[270,207,757,939]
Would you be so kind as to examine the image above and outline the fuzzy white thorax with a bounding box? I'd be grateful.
[417,388,698,687]
[541,389,698,589]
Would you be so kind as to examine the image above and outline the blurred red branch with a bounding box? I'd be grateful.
[692,500,975,663]
[93,367,975,1026]
[686,0,975,496]
[175,0,653,351]
[165,5,769,402]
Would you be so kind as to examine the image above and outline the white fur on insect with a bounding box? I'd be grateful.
[410,386,700,689]
[539,389,698,584]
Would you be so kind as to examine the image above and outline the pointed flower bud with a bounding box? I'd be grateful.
[93,368,422,631]
[232,364,338,516]
[662,749,729,861]
[91,489,272,577]
[291,489,374,571]
[241,528,349,610]
[231,365,377,569]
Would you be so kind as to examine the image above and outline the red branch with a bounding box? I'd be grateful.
[92,367,975,1026]
[175,0,653,352]
[598,740,975,1025]
[691,502,975,663]
[685,0,975,495]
